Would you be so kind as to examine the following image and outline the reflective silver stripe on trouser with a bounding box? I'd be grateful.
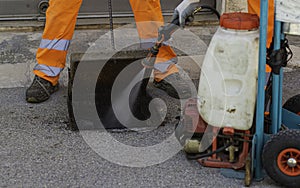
[154,57,178,73]
[140,38,169,49]
[140,38,176,72]
[39,39,70,51]
[36,39,69,76]
[34,64,63,77]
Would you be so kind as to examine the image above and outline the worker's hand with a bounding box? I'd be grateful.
[172,0,200,27]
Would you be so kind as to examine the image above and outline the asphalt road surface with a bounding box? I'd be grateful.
[1,25,299,188]
[1,67,299,187]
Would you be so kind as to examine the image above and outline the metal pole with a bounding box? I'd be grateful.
[278,31,285,132]
[271,20,282,134]
[278,64,283,131]
[108,0,115,50]
[255,0,268,181]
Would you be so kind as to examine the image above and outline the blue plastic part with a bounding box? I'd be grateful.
[220,168,245,180]
[282,109,300,129]
[263,133,271,145]
[254,0,268,181]
[252,134,269,182]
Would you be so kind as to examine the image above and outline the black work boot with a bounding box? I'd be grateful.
[153,73,192,99]
[26,76,59,103]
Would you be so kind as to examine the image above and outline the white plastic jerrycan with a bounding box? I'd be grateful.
[198,13,260,130]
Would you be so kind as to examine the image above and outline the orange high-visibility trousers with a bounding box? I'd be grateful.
[129,0,178,81]
[34,0,178,85]
[34,0,83,85]
[247,0,274,48]
[248,0,274,74]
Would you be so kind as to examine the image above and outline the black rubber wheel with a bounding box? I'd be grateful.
[283,94,300,115]
[262,129,300,188]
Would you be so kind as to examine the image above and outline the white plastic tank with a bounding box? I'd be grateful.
[198,13,260,130]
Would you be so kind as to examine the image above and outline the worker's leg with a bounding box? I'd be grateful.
[247,0,274,48]
[129,0,191,98]
[247,0,274,79]
[34,0,83,86]
[129,0,179,82]
[26,0,82,103]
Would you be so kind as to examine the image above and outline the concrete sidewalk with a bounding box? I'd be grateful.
[0,24,209,88]
[0,24,300,88]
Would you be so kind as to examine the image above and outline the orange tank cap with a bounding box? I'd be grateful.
[220,12,260,30]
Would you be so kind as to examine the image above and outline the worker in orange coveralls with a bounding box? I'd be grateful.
[248,0,274,48]
[26,0,200,103]
[248,0,274,73]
